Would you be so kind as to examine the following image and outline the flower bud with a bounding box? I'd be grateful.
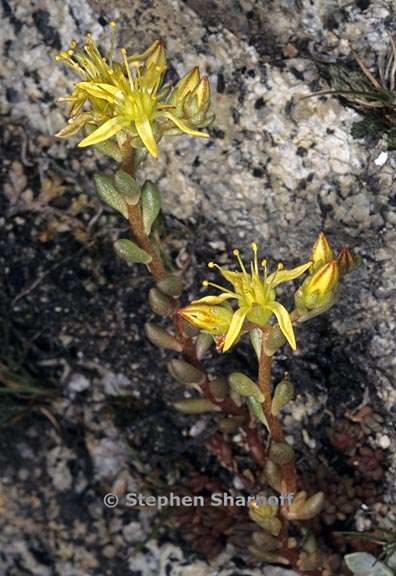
[310,232,334,273]
[178,304,233,337]
[183,76,211,119]
[337,247,360,276]
[169,67,201,105]
[296,260,339,311]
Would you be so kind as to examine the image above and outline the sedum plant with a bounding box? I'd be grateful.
[55,24,360,574]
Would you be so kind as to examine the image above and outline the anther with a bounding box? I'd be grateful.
[233,249,240,256]
[203,280,209,286]
[208,262,215,268]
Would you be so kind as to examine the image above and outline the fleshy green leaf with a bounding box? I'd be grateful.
[94,174,128,219]
[271,378,294,415]
[142,180,161,235]
[157,274,183,297]
[248,397,270,433]
[145,323,182,352]
[173,398,221,414]
[114,239,152,264]
[114,170,141,205]
[229,372,264,402]
[249,328,262,359]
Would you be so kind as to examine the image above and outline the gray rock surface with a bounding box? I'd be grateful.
[1,0,395,574]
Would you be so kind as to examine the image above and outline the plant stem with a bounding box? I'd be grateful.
[119,143,267,471]
[120,143,166,282]
[127,204,166,282]
[259,329,297,493]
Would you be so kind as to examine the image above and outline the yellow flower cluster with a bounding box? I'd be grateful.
[180,243,311,352]
[55,23,213,158]
[179,233,358,353]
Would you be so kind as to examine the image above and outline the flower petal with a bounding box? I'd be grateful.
[223,307,248,352]
[264,301,296,350]
[267,262,312,288]
[135,118,158,158]
[192,294,235,305]
[78,116,129,147]
[76,82,120,102]
[160,111,209,138]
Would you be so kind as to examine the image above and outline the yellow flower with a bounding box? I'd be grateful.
[55,23,212,157]
[184,244,311,352]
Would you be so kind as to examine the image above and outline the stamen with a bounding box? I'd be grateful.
[205,280,232,294]
[121,48,135,90]
[109,21,117,65]
[251,242,259,276]
[261,258,268,281]
[233,249,247,275]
